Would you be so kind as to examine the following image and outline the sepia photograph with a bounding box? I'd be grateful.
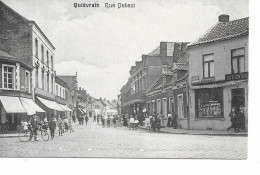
[0,0,251,160]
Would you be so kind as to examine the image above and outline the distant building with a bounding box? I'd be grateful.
[188,15,248,131]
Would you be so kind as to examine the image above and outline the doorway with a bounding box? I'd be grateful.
[231,88,245,129]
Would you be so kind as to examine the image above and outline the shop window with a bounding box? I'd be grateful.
[203,54,214,78]
[3,65,15,89]
[195,88,223,118]
[231,48,245,74]
[25,71,30,93]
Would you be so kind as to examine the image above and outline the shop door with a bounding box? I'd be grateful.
[231,88,245,108]
[231,88,245,129]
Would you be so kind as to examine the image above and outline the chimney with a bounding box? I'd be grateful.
[160,42,167,57]
[219,14,229,22]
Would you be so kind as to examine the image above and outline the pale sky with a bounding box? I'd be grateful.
[2,0,248,100]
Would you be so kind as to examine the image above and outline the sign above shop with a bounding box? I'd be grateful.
[225,72,248,81]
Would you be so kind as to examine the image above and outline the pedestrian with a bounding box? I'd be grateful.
[172,111,178,129]
[93,115,96,122]
[167,113,172,127]
[57,117,63,136]
[227,107,236,132]
[151,116,156,131]
[72,114,76,123]
[123,115,128,127]
[101,115,105,128]
[234,107,241,133]
[112,116,117,128]
[156,115,161,131]
[49,117,56,139]
[28,115,39,141]
[64,118,69,132]
[68,117,74,133]
[85,115,89,125]
[238,106,245,132]
[97,115,100,124]
[3,119,9,134]
[107,116,111,127]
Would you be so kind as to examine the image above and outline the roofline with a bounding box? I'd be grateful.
[30,21,55,50]
[0,56,33,70]
[188,32,248,48]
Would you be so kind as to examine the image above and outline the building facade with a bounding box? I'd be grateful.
[188,15,248,131]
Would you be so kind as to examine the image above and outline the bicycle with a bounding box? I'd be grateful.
[18,124,49,142]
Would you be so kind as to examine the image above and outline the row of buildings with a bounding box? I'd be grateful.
[119,14,248,131]
[0,1,108,131]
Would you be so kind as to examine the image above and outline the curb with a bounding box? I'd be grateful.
[137,127,248,137]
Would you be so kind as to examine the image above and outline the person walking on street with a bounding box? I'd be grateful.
[227,107,236,132]
[151,116,156,131]
[167,113,172,127]
[57,117,63,136]
[156,115,161,131]
[101,115,105,128]
[49,117,57,139]
[85,115,89,125]
[97,115,100,124]
[93,115,96,122]
[29,115,39,141]
[238,106,245,132]
[172,111,178,129]
[107,116,111,127]
[72,114,76,123]
[234,107,241,133]
[112,116,117,128]
[123,115,128,127]
[68,117,74,133]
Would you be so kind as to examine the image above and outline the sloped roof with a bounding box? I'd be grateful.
[58,76,77,90]
[189,17,249,47]
[148,46,160,56]
[0,49,15,58]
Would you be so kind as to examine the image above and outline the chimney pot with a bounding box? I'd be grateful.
[219,14,229,22]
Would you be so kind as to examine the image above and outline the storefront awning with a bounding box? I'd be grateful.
[58,104,72,112]
[190,81,244,89]
[36,96,64,111]
[0,96,26,113]
[20,98,45,115]
[77,108,85,114]
[120,99,145,107]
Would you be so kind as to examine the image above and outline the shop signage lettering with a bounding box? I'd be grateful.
[225,72,248,81]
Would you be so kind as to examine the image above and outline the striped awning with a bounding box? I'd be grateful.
[20,98,45,115]
[36,96,64,111]
[0,96,26,113]
[58,104,72,112]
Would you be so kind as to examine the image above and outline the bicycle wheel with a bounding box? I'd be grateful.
[41,129,49,141]
[18,129,31,142]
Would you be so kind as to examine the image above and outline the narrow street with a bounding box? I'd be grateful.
[0,121,247,159]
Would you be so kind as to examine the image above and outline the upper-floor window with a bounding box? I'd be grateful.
[35,38,38,57]
[41,69,44,90]
[25,71,30,93]
[2,65,15,89]
[203,54,214,78]
[47,51,49,67]
[56,85,58,95]
[35,67,38,88]
[51,56,53,70]
[41,45,44,62]
[47,73,49,92]
[231,48,245,74]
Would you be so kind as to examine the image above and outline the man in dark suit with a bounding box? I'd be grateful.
[29,115,39,141]
[227,107,236,132]
[49,118,57,139]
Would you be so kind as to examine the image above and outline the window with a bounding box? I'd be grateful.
[177,94,184,118]
[195,88,223,118]
[51,75,53,93]
[35,38,38,57]
[47,51,49,67]
[162,98,167,117]
[169,97,174,113]
[41,45,44,62]
[203,54,214,78]
[56,85,58,95]
[157,99,161,114]
[231,48,245,74]
[63,89,65,98]
[35,67,38,88]
[25,71,30,93]
[41,69,44,90]
[51,56,53,70]
[47,74,49,92]
[2,65,15,89]
[60,87,61,97]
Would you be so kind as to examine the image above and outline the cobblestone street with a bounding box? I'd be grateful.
[0,121,247,159]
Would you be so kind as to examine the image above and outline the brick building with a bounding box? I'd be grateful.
[188,15,248,131]
[0,1,68,121]
[0,49,45,131]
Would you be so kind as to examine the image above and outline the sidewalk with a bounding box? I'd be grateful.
[138,125,248,136]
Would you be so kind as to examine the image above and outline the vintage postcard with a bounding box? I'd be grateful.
[0,0,250,160]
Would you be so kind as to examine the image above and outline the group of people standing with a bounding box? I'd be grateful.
[227,106,245,133]
[96,114,118,128]
[77,114,89,126]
